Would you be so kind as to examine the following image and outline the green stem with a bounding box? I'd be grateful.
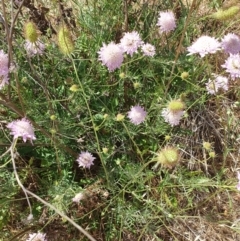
[71,57,109,186]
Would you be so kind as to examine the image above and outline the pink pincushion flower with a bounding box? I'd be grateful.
[187,36,221,57]
[24,39,45,57]
[161,108,184,126]
[0,50,9,89]
[76,151,95,169]
[221,33,240,54]
[141,43,156,57]
[157,11,176,33]
[98,42,124,72]
[237,171,240,191]
[26,232,47,241]
[127,105,147,125]
[206,75,228,94]
[120,31,143,56]
[222,54,240,79]
[7,118,36,143]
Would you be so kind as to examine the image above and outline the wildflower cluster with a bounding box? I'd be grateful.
[98,31,155,72]
[187,32,240,94]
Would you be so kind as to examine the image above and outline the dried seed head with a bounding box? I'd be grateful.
[57,25,74,55]
[211,6,240,21]
[24,21,39,42]
[168,99,185,112]
[156,147,179,168]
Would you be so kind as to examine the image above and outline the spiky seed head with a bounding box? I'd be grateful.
[24,21,39,43]
[203,141,212,151]
[211,6,239,21]
[156,147,179,168]
[168,99,185,112]
[57,25,74,55]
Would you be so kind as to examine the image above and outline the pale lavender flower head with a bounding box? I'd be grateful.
[26,232,47,241]
[221,33,240,54]
[141,43,156,57]
[127,105,147,125]
[237,171,240,191]
[98,42,124,72]
[76,151,95,169]
[120,31,143,56]
[206,75,228,94]
[24,39,45,57]
[0,50,9,89]
[157,11,176,33]
[161,108,184,126]
[7,118,36,143]
[222,54,240,79]
[72,192,86,203]
[187,36,221,57]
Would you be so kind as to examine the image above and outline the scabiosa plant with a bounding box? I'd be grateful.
[0,49,9,89]
[221,33,240,54]
[157,10,176,34]
[127,105,147,125]
[206,75,228,94]
[24,21,45,57]
[98,42,124,72]
[222,54,240,79]
[76,151,95,169]
[141,43,156,57]
[120,31,143,56]
[187,36,221,57]
[7,118,36,143]
[161,99,185,126]
[26,232,47,241]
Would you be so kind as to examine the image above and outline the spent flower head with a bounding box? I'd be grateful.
[222,54,240,79]
[162,100,185,126]
[156,146,179,168]
[127,105,147,125]
[26,232,47,241]
[157,10,176,33]
[98,42,124,72]
[76,151,95,169]
[7,118,36,143]
[221,33,240,54]
[141,43,156,57]
[120,31,143,56]
[187,36,221,57]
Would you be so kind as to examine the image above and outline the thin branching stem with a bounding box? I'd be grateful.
[10,139,97,241]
